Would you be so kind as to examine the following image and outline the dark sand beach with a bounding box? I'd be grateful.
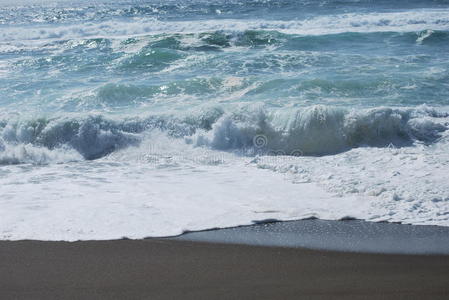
[1,220,449,300]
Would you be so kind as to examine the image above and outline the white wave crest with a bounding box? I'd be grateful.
[0,141,81,165]
[0,105,447,164]
[190,105,448,155]
[1,9,449,45]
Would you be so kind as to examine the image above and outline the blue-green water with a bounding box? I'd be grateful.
[1,0,449,159]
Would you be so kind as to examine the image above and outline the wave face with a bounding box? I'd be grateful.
[191,105,448,155]
[0,106,446,163]
[1,0,449,240]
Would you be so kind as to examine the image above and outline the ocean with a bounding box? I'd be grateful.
[0,0,448,240]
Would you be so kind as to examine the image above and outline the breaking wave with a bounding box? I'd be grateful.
[1,105,447,164]
[191,105,448,155]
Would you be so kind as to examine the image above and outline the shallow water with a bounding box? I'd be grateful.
[175,219,449,254]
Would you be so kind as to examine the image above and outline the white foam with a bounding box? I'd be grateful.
[0,136,371,241]
[0,142,81,165]
[251,140,449,226]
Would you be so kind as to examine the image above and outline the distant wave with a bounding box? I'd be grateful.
[1,9,449,44]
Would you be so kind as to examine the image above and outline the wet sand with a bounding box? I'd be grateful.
[175,219,449,254]
[1,238,449,300]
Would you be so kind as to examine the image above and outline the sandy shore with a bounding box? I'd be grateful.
[1,238,449,300]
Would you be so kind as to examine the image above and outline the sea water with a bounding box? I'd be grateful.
[0,0,448,240]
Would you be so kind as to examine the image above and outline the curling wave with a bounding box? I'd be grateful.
[191,105,448,155]
[0,105,447,164]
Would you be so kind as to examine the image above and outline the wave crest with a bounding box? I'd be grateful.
[191,105,448,155]
[0,105,447,164]
[3,9,449,44]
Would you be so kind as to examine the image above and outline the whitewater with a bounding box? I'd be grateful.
[1,0,449,241]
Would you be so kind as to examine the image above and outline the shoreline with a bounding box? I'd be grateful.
[3,218,449,254]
